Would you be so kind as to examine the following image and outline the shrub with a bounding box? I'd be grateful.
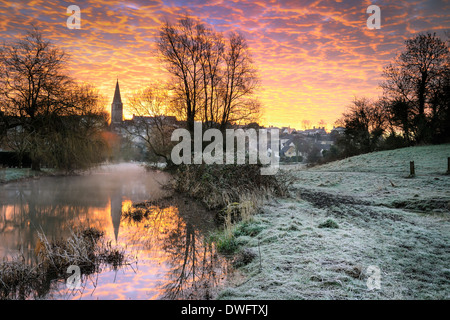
[232,248,257,268]
[318,219,339,229]
[171,163,293,221]
[208,232,239,255]
[0,257,40,300]
[234,221,265,237]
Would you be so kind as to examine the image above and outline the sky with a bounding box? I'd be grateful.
[0,0,449,130]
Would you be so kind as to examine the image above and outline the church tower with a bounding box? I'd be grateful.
[111,79,123,125]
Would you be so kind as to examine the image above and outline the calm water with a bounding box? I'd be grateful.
[0,163,228,299]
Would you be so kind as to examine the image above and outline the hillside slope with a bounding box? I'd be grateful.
[295,144,450,211]
[219,144,450,300]
[315,144,450,175]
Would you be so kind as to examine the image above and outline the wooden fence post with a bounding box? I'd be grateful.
[446,157,450,175]
[409,161,415,177]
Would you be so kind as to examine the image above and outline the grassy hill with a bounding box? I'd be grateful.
[219,144,450,300]
[315,144,450,175]
[294,144,450,212]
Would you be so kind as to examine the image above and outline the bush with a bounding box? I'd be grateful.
[232,248,257,268]
[171,163,293,220]
[379,133,408,150]
[318,219,339,229]
[234,221,265,237]
[0,258,40,300]
[207,232,240,255]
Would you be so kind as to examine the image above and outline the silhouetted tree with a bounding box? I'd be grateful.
[381,32,449,143]
[124,81,177,165]
[429,65,450,142]
[337,97,386,156]
[157,16,260,133]
[0,28,108,170]
[301,119,311,130]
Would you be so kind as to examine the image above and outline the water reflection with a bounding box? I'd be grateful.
[0,163,168,262]
[122,197,227,299]
[0,163,229,300]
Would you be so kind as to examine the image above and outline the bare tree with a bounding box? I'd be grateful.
[125,81,177,165]
[381,32,449,142]
[337,97,386,155]
[157,17,204,133]
[318,119,327,129]
[0,28,108,171]
[0,29,69,118]
[217,31,260,131]
[301,119,311,130]
[157,16,260,133]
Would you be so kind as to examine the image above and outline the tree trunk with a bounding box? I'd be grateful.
[416,71,428,142]
[31,159,41,171]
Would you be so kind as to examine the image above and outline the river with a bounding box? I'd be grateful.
[0,163,228,299]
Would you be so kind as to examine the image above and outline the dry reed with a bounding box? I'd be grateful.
[0,227,128,300]
[172,163,294,223]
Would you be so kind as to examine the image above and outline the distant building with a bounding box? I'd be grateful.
[302,126,327,136]
[281,126,295,134]
[331,126,345,135]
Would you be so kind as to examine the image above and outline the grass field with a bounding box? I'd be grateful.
[218,144,450,300]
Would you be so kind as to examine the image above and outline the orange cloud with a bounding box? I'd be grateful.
[1,0,448,130]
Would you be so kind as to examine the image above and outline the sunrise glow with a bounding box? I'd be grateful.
[1,0,448,130]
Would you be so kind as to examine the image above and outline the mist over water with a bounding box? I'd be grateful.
[0,163,227,299]
[0,163,169,260]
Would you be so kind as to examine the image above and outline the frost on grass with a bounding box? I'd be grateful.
[292,144,450,211]
[219,200,449,300]
[219,145,450,300]
[313,144,450,175]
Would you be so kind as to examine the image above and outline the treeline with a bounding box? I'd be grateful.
[0,29,110,171]
[326,32,449,162]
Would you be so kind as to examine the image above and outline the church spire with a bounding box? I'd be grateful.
[111,79,123,125]
[113,78,122,104]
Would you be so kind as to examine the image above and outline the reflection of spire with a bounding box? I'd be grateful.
[110,195,122,242]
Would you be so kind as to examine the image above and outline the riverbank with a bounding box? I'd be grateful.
[217,144,450,299]
[0,168,53,183]
[0,162,151,184]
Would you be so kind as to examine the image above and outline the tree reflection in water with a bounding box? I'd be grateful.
[122,196,229,300]
[0,165,229,299]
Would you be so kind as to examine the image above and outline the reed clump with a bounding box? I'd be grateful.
[172,163,293,222]
[0,227,128,300]
[36,228,103,276]
[122,206,150,223]
[0,257,40,300]
[122,201,167,224]
[173,163,293,264]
